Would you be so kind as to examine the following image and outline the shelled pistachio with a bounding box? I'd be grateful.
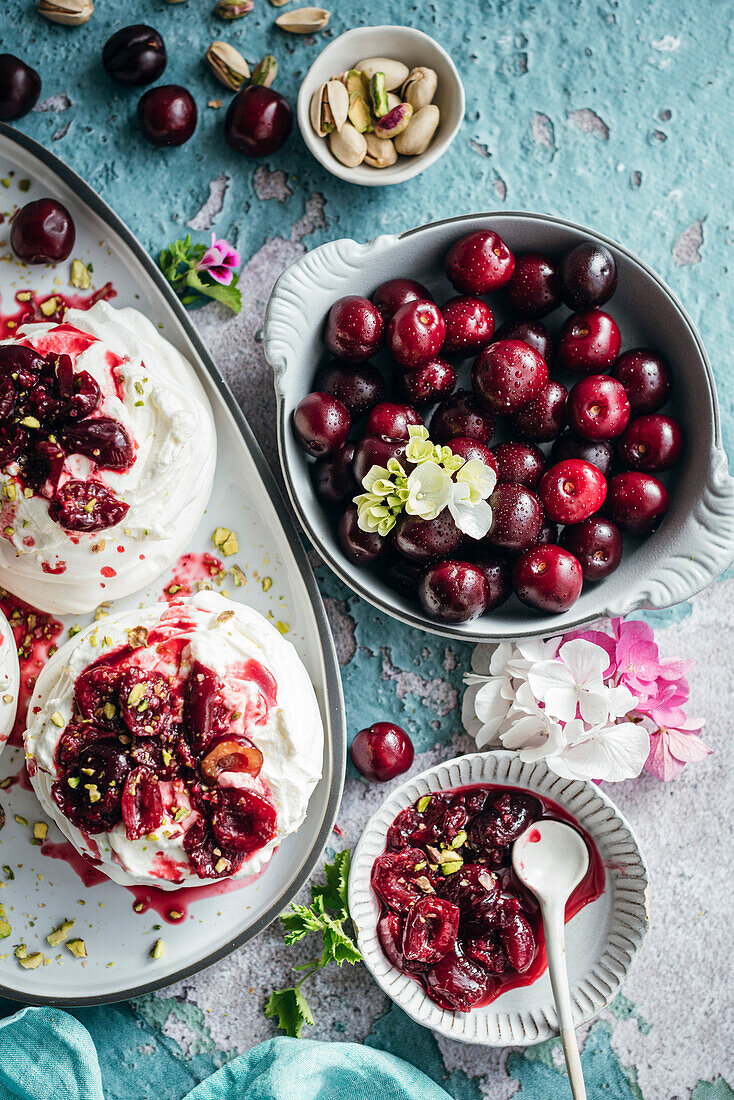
[250,55,278,88]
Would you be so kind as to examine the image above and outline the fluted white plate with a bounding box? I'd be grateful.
[349,751,649,1046]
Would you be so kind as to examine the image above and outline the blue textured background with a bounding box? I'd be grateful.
[1,1,733,1097]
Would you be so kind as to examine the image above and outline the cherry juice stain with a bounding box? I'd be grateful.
[40,840,109,888]
[0,285,116,340]
[0,589,63,745]
[527,828,542,843]
[160,552,225,601]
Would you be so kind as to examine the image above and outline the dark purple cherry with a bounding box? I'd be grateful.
[102,25,167,86]
[312,443,357,506]
[486,483,543,552]
[372,278,432,321]
[561,517,623,581]
[513,544,584,613]
[381,555,424,599]
[418,560,489,623]
[0,54,41,120]
[49,479,129,532]
[617,414,683,471]
[352,435,406,484]
[293,392,350,457]
[0,344,45,388]
[225,85,293,157]
[471,550,512,610]
[606,472,669,535]
[138,84,197,146]
[493,318,554,364]
[350,722,414,782]
[324,296,385,363]
[338,505,390,566]
[504,252,561,318]
[430,390,495,444]
[446,436,498,475]
[365,402,421,440]
[612,349,672,414]
[492,442,546,489]
[397,359,457,407]
[559,241,618,311]
[551,432,613,478]
[10,199,76,264]
[0,423,26,465]
[314,360,385,417]
[509,380,567,443]
[394,511,463,563]
[441,296,495,356]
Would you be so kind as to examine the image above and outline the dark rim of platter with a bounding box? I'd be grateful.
[0,119,347,1007]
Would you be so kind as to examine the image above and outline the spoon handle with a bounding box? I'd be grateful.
[542,901,587,1100]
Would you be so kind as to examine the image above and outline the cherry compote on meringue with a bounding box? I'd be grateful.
[372,783,604,1012]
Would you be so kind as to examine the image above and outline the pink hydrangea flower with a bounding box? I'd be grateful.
[611,618,663,705]
[644,710,712,781]
[197,234,241,285]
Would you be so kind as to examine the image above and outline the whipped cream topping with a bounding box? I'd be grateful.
[0,606,20,758]
[0,301,216,614]
[24,592,324,888]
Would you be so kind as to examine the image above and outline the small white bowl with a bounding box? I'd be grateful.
[296,25,465,187]
[349,751,649,1046]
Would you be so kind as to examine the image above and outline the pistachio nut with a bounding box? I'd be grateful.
[347,93,373,133]
[206,41,250,90]
[355,57,409,91]
[275,6,330,32]
[386,92,401,111]
[38,0,93,25]
[401,66,438,109]
[214,0,254,16]
[345,69,369,99]
[394,104,440,155]
[364,133,397,169]
[310,79,349,136]
[328,122,367,167]
[374,101,412,139]
[368,72,389,118]
[250,55,278,87]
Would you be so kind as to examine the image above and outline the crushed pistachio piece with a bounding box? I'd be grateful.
[18,950,45,969]
[214,857,228,874]
[50,711,65,727]
[47,919,75,947]
[261,576,272,592]
[68,624,81,637]
[70,259,91,289]
[417,795,432,813]
[415,875,435,894]
[14,814,28,827]
[33,822,48,841]
[231,564,245,586]
[39,297,58,317]
[19,416,41,429]
[3,866,14,880]
[67,776,80,789]
[66,938,87,958]
[133,901,146,913]
[173,807,188,823]
[216,609,234,624]
[440,859,464,876]
[150,938,165,960]
[14,943,27,959]
[213,527,239,556]
[126,682,146,707]
[450,830,467,850]
[167,910,183,921]
[0,903,11,939]
[127,625,149,649]
[161,749,172,766]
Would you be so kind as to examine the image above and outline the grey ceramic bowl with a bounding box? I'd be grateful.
[265,212,734,641]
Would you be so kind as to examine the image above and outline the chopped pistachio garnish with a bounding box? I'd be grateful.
[417,795,432,813]
[19,416,41,429]
[14,814,28,827]
[415,876,434,894]
[50,711,65,727]
[33,822,48,841]
[14,943,27,959]
[39,297,58,317]
[231,564,246,587]
[127,682,146,707]
[0,776,12,790]
[161,750,172,766]
[275,621,289,635]
[133,901,146,913]
[150,938,165,960]
[261,576,272,592]
[3,865,14,880]
[212,527,239,556]
[67,776,80,789]
[47,919,75,947]
[16,289,33,301]
[70,259,91,289]
[173,807,188,823]
[0,903,11,939]
[127,625,149,649]
[68,624,81,637]
[450,830,467,850]
[214,857,228,874]
[18,950,45,969]
[167,910,183,921]
[85,784,101,804]
[3,483,16,501]
[216,610,234,624]
[103,702,116,720]
[66,938,87,958]
[440,859,463,876]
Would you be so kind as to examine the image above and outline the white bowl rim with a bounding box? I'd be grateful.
[349,749,650,1046]
[296,25,466,187]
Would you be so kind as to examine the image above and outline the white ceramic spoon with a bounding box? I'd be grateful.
[512,819,589,1100]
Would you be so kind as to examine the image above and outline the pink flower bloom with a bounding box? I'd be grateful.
[197,234,241,285]
[645,713,712,781]
[611,619,663,704]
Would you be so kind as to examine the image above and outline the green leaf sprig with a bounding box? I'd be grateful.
[158,234,242,314]
[265,849,362,1038]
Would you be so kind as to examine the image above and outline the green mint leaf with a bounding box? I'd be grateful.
[264,985,314,1039]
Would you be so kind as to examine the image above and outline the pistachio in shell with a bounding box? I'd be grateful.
[386,92,401,111]
[373,101,412,139]
[250,55,278,88]
[402,66,438,109]
[310,79,349,136]
[206,41,250,90]
[355,57,409,91]
[214,0,254,17]
[394,103,440,155]
[37,0,93,25]
[364,133,397,168]
[328,122,367,167]
[275,6,329,32]
[348,93,373,133]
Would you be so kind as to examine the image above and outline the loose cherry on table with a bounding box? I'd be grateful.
[551,432,613,477]
[617,414,683,471]
[350,722,414,782]
[612,348,672,413]
[365,402,421,440]
[352,434,407,484]
[418,560,490,624]
[446,436,498,474]
[538,458,607,525]
[137,84,197,146]
[324,295,385,363]
[393,510,464,563]
[567,374,631,441]
[224,85,293,157]
[312,443,357,506]
[293,392,350,457]
[557,309,621,375]
[559,241,618,311]
[493,318,554,364]
[441,296,495,356]
[10,199,76,264]
[338,505,390,566]
[430,389,495,444]
[471,550,512,610]
[315,360,386,417]
[513,544,584,612]
[372,278,432,321]
[492,442,546,488]
[509,379,567,443]
[397,359,457,407]
[503,252,561,318]
[606,471,670,534]
[472,339,549,415]
[387,300,446,369]
[0,53,41,120]
[485,482,544,553]
[102,24,167,86]
[444,230,516,295]
[560,517,623,581]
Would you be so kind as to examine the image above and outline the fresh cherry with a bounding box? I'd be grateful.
[493,318,553,364]
[606,472,670,534]
[617,414,683,471]
[350,722,414,782]
[472,340,548,415]
[539,459,607,524]
[560,517,623,581]
[486,483,544,552]
[10,199,76,264]
[102,25,166,86]
[445,230,515,295]
[0,54,41,120]
[418,560,490,623]
[394,511,463,563]
[314,360,385,417]
[225,85,293,157]
[446,436,498,474]
[504,252,561,318]
[567,374,630,441]
[430,390,495,444]
[551,432,613,477]
[492,442,546,489]
[387,300,446,369]
[312,443,357,506]
[441,296,495,356]
[325,296,385,363]
[559,241,618,310]
[557,309,621,375]
[470,550,512,610]
[352,435,406,484]
[381,555,424,599]
[338,506,390,565]
[537,518,559,545]
[612,348,672,413]
[292,392,350,457]
[513,544,584,612]
[138,84,197,146]
[372,278,432,321]
[509,380,567,443]
[397,359,457,407]
[365,402,421,440]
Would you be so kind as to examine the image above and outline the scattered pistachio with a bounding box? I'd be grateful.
[328,122,367,168]
[214,0,254,17]
[47,919,75,947]
[38,0,93,25]
[206,41,250,91]
[450,829,467,850]
[394,104,440,156]
[275,6,329,33]
[356,57,409,91]
[33,822,48,841]
[401,66,438,110]
[14,814,28,827]
[127,625,149,649]
[440,859,463,875]
[70,259,91,289]
[415,875,435,894]
[50,711,65,727]
[373,102,412,140]
[0,903,10,939]
[368,72,389,118]
[66,938,88,958]
[213,527,239,556]
[18,949,45,969]
[150,939,165,960]
[0,803,4,831]
[250,55,278,88]
[364,133,397,168]
[417,795,432,813]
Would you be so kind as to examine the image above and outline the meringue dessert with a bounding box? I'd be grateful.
[0,301,216,614]
[24,591,324,888]
[0,605,20,759]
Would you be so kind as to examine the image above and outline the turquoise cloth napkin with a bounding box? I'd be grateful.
[0,1006,451,1100]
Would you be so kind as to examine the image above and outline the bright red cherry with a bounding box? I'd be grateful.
[446,436,498,475]
[539,459,607,524]
[472,340,548,415]
[137,84,197,146]
[445,230,515,294]
[509,380,567,443]
[312,443,356,506]
[388,300,446,368]
[612,349,672,413]
[338,506,390,565]
[559,241,618,311]
[365,402,422,439]
[493,318,553,364]
[551,432,613,477]
[350,722,414,781]
[513,545,583,613]
[431,390,495,444]
[315,360,385,417]
[441,297,495,356]
[606,472,670,534]
[557,309,621,375]
[486,483,543,552]
[352,435,406,484]
[418,560,490,624]
[10,198,76,264]
[492,442,546,488]
[397,359,457,407]
[372,278,432,321]
[617,414,683,471]
[567,374,630,441]
[504,252,561,318]
[293,392,349,457]
[325,296,385,363]
[394,511,463,563]
[225,85,293,157]
[561,518,623,581]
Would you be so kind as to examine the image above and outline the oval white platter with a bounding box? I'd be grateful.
[349,751,649,1046]
[0,123,345,1006]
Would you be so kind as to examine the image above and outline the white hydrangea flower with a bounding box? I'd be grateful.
[447,480,493,539]
[455,458,497,502]
[404,424,434,465]
[528,638,612,725]
[405,461,452,520]
[545,718,650,782]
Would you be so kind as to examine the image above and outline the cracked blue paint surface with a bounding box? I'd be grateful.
[1,0,733,1097]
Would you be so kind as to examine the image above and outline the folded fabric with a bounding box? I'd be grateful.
[0,1007,451,1100]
